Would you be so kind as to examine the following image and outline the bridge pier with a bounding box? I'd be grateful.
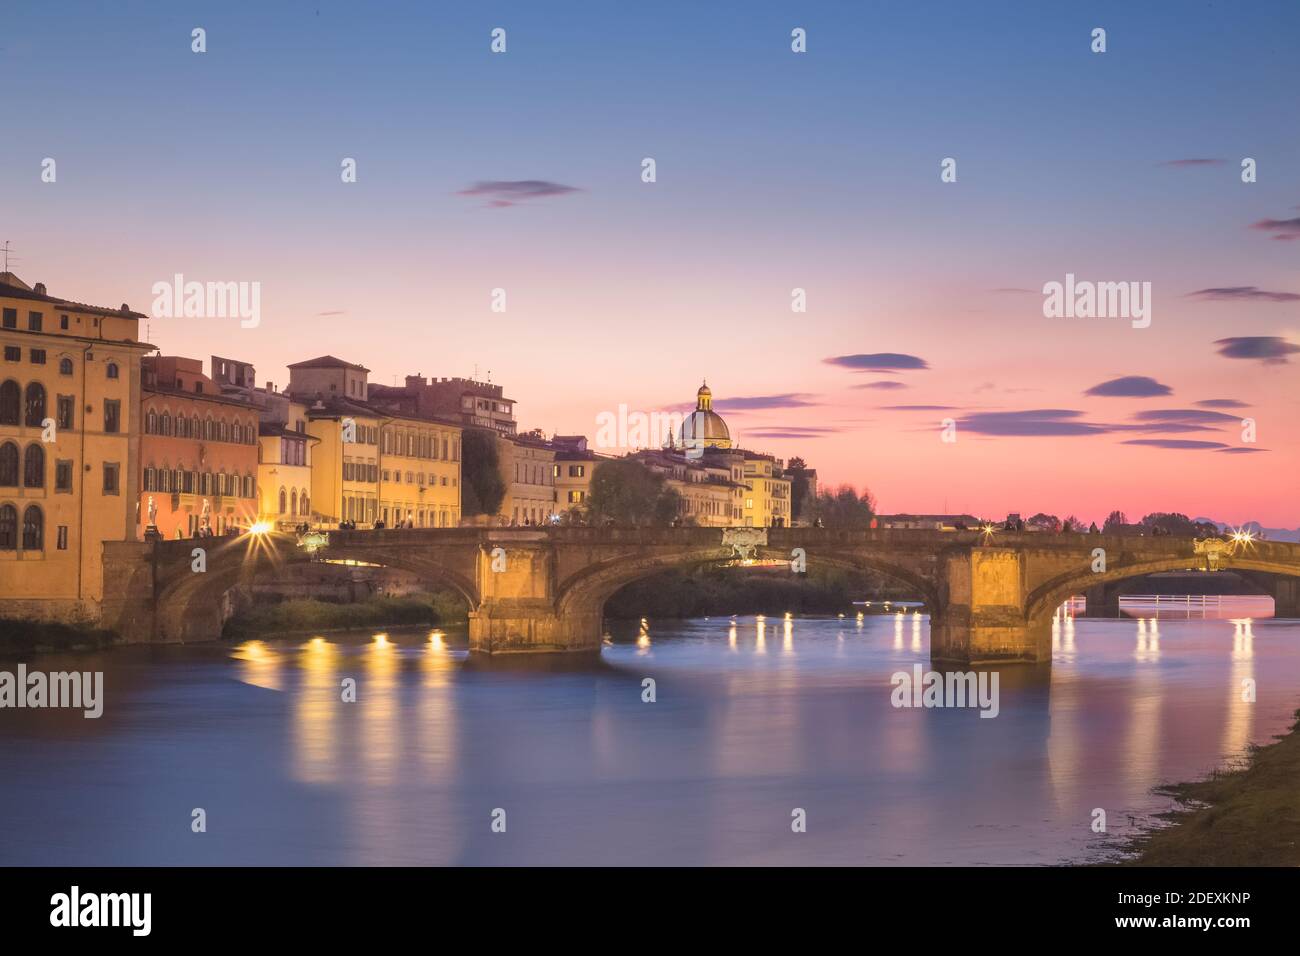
[1273,577,1300,618]
[468,604,601,654]
[931,547,1051,664]
[1082,582,1121,618]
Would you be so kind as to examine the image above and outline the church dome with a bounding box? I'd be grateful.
[679,381,731,449]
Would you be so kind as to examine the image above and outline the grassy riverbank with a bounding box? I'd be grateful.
[221,591,468,641]
[0,619,120,658]
[604,565,917,619]
[1124,709,1300,866]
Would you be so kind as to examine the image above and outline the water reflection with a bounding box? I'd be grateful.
[2,603,1297,866]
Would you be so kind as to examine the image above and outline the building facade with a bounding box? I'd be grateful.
[288,356,462,528]
[0,273,152,620]
[139,356,260,538]
[500,433,556,525]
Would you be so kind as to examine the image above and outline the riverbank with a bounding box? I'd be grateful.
[0,619,121,658]
[221,591,467,641]
[1123,709,1300,866]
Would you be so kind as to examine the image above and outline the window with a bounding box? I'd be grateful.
[0,443,16,485]
[55,460,72,492]
[103,462,120,494]
[1,308,15,329]
[0,504,15,549]
[57,395,74,430]
[569,465,586,477]
[106,361,119,379]
[59,357,73,375]
[0,381,17,424]
[60,314,69,330]
[104,399,120,433]
[22,505,43,550]
[30,349,46,365]
[27,311,43,332]
[23,444,44,487]
[3,346,18,362]
[57,526,68,550]
[279,488,287,514]
[24,382,45,426]
[569,491,584,503]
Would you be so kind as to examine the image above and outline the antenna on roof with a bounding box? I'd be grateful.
[1,240,18,272]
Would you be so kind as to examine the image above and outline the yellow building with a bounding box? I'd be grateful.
[0,272,153,621]
[635,449,743,527]
[500,432,556,525]
[257,415,315,530]
[378,416,461,528]
[287,356,461,528]
[741,451,792,528]
[674,382,792,527]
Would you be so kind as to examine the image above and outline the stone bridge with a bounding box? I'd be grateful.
[100,527,1300,664]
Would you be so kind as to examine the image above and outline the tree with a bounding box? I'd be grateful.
[1063,514,1081,533]
[1140,512,1218,537]
[1026,512,1061,533]
[587,459,676,527]
[812,484,876,528]
[461,428,507,517]
[1103,510,1127,532]
[785,457,816,524]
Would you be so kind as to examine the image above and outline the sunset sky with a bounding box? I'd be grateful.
[2,1,1297,526]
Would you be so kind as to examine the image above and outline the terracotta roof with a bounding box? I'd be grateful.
[287,355,370,372]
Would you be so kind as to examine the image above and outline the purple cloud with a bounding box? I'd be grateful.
[824,353,929,372]
[853,380,908,390]
[880,405,960,412]
[1084,375,1173,398]
[1249,217,1300,241]
[744,427,840,439]
[1195,399,1250,409]
[1214,336,1300,363]
[713,393,820,411]
[1122,439,1230,450]
[1218,447,1269,454]
[1187,286,1300,303]
[957,410,1110,437]
[457,180,582,207]
[1130,409,1241,425]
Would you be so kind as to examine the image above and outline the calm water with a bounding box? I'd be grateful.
[1,598,1295,866]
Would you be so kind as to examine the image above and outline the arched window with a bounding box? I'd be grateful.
[59,358,73,376]
[300,492,309,517]
[0,504,16,549]
[160,412,171,436]
[192,415,201,438]
[146,409,158,434]
[143,466,155,492]
[23,444,44,488]
[24,383,45,427]
[0,443,16,486]
[0,380,18,425]
[106,361,119,379]
[279,487,287,514]
[22,505,43,550]
[290,489,298,516]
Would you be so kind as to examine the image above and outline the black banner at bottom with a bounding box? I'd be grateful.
[0,865,1286,942]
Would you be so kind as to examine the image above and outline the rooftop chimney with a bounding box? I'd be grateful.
[33,282,46,295]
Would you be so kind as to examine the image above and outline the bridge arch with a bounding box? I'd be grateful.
[151,534,480,642]
[553,544,943,626]
[1024,556,1300,626]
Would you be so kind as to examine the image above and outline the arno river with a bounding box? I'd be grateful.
[1,598,1294,866]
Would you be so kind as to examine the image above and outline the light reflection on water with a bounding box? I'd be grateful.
[0,599,1296,866]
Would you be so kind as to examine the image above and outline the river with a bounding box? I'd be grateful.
[1,597,1294,865]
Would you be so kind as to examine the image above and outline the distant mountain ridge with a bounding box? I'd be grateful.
[1195,518,1300,543]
